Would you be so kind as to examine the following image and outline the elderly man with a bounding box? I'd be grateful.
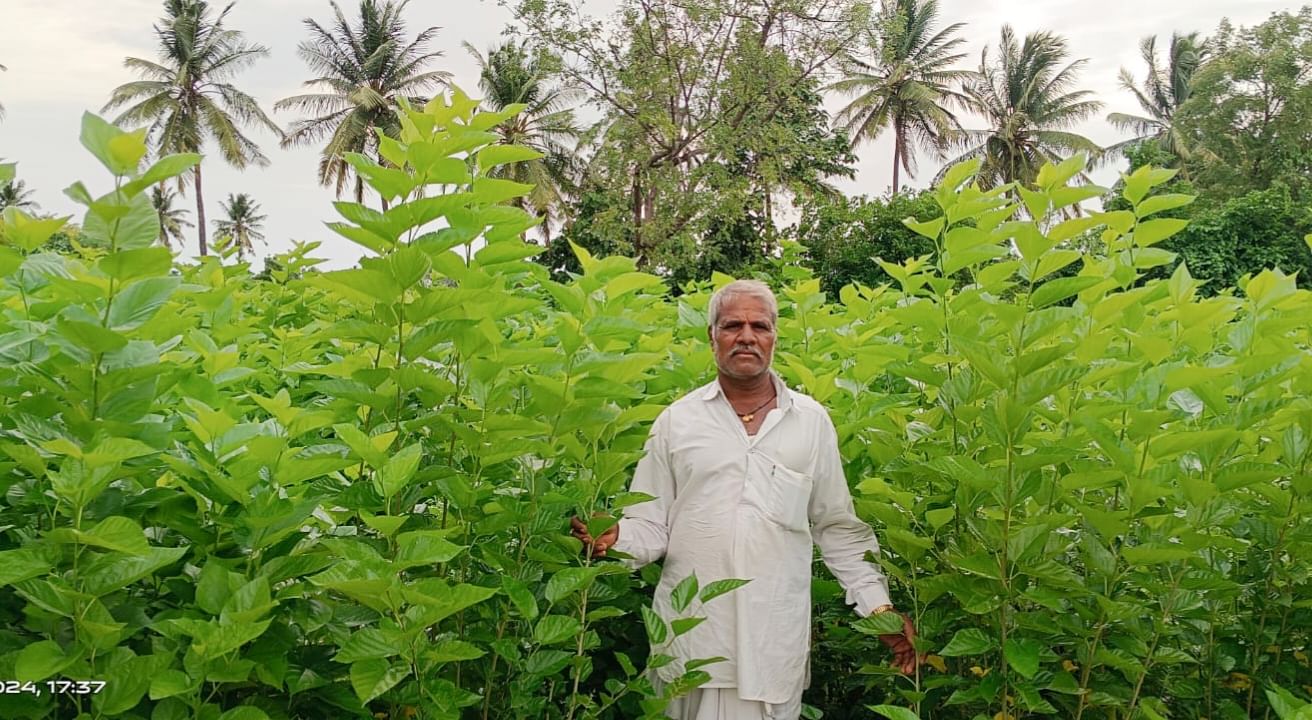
[571,279,917,720]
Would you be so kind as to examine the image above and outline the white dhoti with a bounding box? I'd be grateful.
[665,687,803,720]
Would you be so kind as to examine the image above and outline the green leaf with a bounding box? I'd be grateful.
[92,654,153,715]
[926,507,955,529]
[218,708,270,720]
[81,546,187,596]
[671,574,699,614]
[903,216,944,240]
[335,628,404,663]
[15,640,77,682]
[394,531,465,569]
[1121,545,1194,566]
[671,617,706,637]
[1004,638,1042,679]
[388,246,431,289]
[1266,684,1309,718]
[402,581,498,627]
[641,605,669,645]
[99,247,173,282]
[79,516,150,555]
[221,577,274,624]
[84,188,160,250]
[525,649,573,677]
[57,319,128,354]
[0,208,70,252]
[1133,218,1189,247]
[108,276,179,330]
[475,240,544,266]
[1030,276,1101,309]
[123,153,202,195]
[1135,193,1195,218]
[545,566,601,603]
[853,611,904,635]
[0,546,55,585]
[80,112,146,175]
[471,177,534,205]
[867,706,920,720]
[426,639,486,664]
[149,669,196,700]
[375,443,423,500]
[476,144,545,171]
[939,628,995,657]
[349,659,410,705]
[502,576,539,620]
[698,578,750,604]
[533,614,582,646]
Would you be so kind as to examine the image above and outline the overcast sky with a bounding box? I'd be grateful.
[0,0,1299,269]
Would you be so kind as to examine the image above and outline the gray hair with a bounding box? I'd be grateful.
[707,280,778,331]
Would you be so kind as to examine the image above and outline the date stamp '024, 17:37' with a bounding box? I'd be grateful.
[1,680,108,696]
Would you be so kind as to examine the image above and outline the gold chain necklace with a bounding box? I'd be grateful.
[736,390,777,423]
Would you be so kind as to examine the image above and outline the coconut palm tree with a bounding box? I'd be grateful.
[104,0,280,257]
[213,192,266,260]
[276,0,449,204]
[465,41,581,243]
[828,0,973,194]
[151,186,192,248]
[1106,32,1206,160]
[945,26,1104,188]
[0,179,37,211]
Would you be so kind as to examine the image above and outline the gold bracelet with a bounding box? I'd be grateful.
[871,603,895,614]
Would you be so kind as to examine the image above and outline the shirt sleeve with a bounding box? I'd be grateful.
[610,410,674,569]
[808,414,893,616]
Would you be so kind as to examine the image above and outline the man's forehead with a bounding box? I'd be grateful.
[717,296,773,316]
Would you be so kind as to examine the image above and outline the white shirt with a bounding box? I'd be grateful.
[611,371,892,704]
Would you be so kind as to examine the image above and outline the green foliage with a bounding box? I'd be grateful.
[947,26,1103,188]
[1176,7,1312,202]
[514,0,863,274]
[3,102,1312,720]
[829,0,973,193]
[275,0,451,203]
[103,0,280,256]
[789,191,940,297]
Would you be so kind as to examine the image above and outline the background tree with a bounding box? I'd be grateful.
[276,0,449,205]
[514,0,868,272]
[213,192,266,260]
[466,41,581,244]
[829,0,972,194]
[946,26,1103,188]
[1106,32,1207,161]
[152,186,193,248]
[790,190,939,297]
[104,0,280,256]
[0,179,37,211]
[1175,7,1312,202]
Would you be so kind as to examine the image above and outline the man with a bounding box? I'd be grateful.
[571,279,917,720]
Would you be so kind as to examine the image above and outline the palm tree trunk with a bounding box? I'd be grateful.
[194,166,208,257]
[892,127,902,196]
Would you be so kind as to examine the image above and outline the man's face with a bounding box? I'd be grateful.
[709,294,776,380]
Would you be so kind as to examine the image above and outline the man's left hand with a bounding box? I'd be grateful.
[877,612,921,675]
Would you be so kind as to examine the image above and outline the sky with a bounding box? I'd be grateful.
[0,0,1300,269]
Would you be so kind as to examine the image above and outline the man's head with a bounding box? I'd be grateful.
[707,280,778,381]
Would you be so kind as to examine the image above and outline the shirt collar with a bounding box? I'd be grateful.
[702,369,794,411]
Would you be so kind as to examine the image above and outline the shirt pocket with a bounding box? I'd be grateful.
[766,463,813,532]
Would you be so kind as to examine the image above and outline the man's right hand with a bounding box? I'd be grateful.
[570,516,619,557]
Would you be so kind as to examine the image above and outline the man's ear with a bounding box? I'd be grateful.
[707,325,714,344]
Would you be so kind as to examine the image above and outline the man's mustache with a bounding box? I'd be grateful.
[731,347,760,357]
